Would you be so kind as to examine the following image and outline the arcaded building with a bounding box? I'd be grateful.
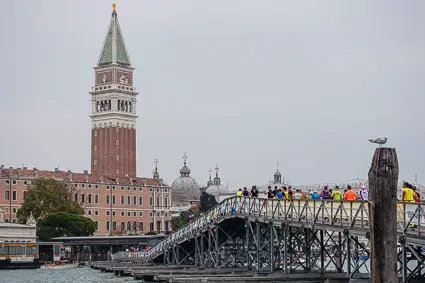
[0,4,171,235]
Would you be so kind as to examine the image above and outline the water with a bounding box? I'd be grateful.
[0,267,135,283]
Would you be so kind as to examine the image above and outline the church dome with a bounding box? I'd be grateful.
[171,153,200,207]
[205,165,228,198]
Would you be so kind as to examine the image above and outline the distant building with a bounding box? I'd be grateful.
[258,166,288,192]
[0,4,171,236]
[205,165,228,198]
[170,153,201,207]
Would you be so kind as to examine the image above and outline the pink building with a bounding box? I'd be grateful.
[0,4,172,236]
[0,167,171,235]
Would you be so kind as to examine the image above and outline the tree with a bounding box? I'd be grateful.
[200,191,218,212]
[37,212,96,241]
[17,177,83,223]
[170,209,201,230]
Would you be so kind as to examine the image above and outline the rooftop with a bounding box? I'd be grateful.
[0,166,166,187]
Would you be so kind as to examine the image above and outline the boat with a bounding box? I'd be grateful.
[41,261,78,270]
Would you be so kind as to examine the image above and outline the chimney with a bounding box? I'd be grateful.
[55,167,59,173]
[33,167,38,177]
[129,177,133,184]
[68,170,72,181]
[17,168,22,175]
[116,177,119,184]
[84,170,88,182]
[100,175,104,183]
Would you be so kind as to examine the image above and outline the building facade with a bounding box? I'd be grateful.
[0,209,37,242]
[0,167,171,235]
[0,4,171,236]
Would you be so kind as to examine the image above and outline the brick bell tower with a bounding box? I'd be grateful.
[90,2,138,177]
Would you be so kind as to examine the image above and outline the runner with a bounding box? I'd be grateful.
[332,186,342,201]
[359,186,368,201]
[343,185,357,200]
[320,186,332,200]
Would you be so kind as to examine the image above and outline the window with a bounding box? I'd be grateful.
[156,221,161,232]
[121,211,124,217]
[121,187,124,191]
[164,189,168,193]
[139,222,144,232]
[133,196,137,205]
[121,222,125,231]
[23,191,27,201]
[156,197,160,207]
[12,208,17,214]
[106,221,110,231]
[127,187,130,191]
[4,191,10,201]
[127,196,130,205]
[24,181,28,185]
[127,221,131,231]
[112,195,116,205]
[12,180,17,185]
[74,183,78,188]
[88,210,92,215]
[149,188,153,192]
[81,193,85,203]
[133,187,136,191]
[133,212,137,217]
[95,194,99,204]
[156,188,160,193]
[106,195,110,204]
[149,212,153,217]
[106,186,110,190]
[139,211,143,217]
[106,211,110,216]
[95,221,99,231]
[164,197,168,207]
[127,211,131,217]
[139,187,143,192]
[139,197,143,206]
[95,185,99,189]
[149,196,153,206]
[4,180,9,184]
[74,193,78,202]
[88,184,92,189]
[112,211,116,216]
[112,185,116,190]
[81,184,85,188]
[112,221,117,231]
[121,196,124,205]
[150,222,154,232]
[88,194,92,204]
[95,210,99,216]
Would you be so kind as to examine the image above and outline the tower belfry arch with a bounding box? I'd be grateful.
[90,2,138,177]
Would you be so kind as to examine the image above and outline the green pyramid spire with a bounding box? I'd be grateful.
[98,11,131,67]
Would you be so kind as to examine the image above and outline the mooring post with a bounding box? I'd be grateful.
[368,147,399,283]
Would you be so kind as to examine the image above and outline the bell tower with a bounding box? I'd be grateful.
[90,2,138,177]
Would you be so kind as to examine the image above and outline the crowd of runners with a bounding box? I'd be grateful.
[234,182,422,203]
[235,185,369,201]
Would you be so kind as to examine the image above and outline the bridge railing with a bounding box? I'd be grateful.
[147,197,425,261]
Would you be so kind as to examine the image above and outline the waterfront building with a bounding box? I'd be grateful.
[170,153,201,207]
[0,209,36,242]
[0,4,171,236]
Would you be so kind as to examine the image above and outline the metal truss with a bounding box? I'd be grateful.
[142,197,425,282]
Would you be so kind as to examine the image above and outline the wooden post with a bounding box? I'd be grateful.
[368,147,399,283]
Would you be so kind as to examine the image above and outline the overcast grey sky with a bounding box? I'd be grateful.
[1,0,424,188]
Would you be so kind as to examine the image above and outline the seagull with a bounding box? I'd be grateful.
[368,137,388,147]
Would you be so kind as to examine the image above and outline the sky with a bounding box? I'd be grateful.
[1,0,424,189]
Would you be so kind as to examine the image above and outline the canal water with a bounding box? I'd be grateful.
[0,267,135,283]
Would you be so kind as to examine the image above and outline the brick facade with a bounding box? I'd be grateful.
[91,127,136,177]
